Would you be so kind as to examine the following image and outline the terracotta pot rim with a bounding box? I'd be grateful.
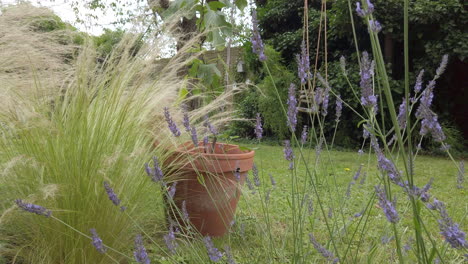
[174,142,255,161]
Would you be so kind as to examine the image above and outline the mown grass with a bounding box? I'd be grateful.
[140,144,466,263]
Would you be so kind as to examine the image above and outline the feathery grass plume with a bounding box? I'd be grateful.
[301,125,308,144]
[164,224,178,254]
[286,83,298,131]
[145,157,164,183]
[251,10,266,62]
[283,140,294,170]
[296,40,310,84]
[203,236,223,262]
[255,113,263,140]
[0,4,76,114]
[15,199,51,217]
[309,234,339,263]
[134,234,150,264]
[427,198,467,249]
[457,161,465,189]
[335,95,343,122]
[90,229,106,254]
[375,186,400,223]
[359,52,378,110]
[164,107,181,137]
[0,4,240,262]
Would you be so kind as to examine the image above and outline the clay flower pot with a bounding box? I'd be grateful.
[166,142,255,237]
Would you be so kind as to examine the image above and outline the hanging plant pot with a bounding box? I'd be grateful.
[165,142,255,237]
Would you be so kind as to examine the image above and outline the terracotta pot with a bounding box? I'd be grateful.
[165,142,254,237]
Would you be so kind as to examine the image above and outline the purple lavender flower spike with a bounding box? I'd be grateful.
[414,69,425,94]
[435,55,449,79]
[358,149,364,155]
[328,207,333,219]
[311,87,324,114]
[203,236,224,262]
[245,176,255,194]
[224,245,236,264]
[190,126,199,147]
[397,99,407,129]
[134,234,150,264]
[371,136,403,186]
[252,163,260,187]
[15,199,51,217]
[164,107,181,137]
[203,136,209,146]
[183,112,191,132]
[335,95,343,122]
[309,233,339,263]
[285,139,296,169]
[457,161,465,189]
[297,41,311,84]
[375,186,400,223]
[181,200,189,222]
[283,140,295,164]
[369,20,382,33]
[363,125,370,139]
[427,198,468,249]
[354,211,363,218]
[366,0,375,13]
[204,115,218,136]
[269,173,276,186]
[168,182,177,199]
[286,83,298,132]
[340,56,347,75]
[103,181,124,210]
[353,164,363,181]
[164,224,177,254]
[381,235,394,244]
[321,88,330,117]
[265,189,271,202]
[90,228,106,253]
[360,52,378,110]
[346,181,353,198]
[301,125,308,144]
[355,2,366,17]
[255,113,263,140]
[359,172,367,185]
[145,157,164,183]
[306,195,313,215]
[251,10,266,62]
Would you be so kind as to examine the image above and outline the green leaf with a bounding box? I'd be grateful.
[208,1,225,10]
[234,0,248,10]
[178,86,189,102]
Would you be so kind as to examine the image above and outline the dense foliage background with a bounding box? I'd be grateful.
[233,0,467,154]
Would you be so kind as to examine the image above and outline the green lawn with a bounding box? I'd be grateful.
[198,144,467,263]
